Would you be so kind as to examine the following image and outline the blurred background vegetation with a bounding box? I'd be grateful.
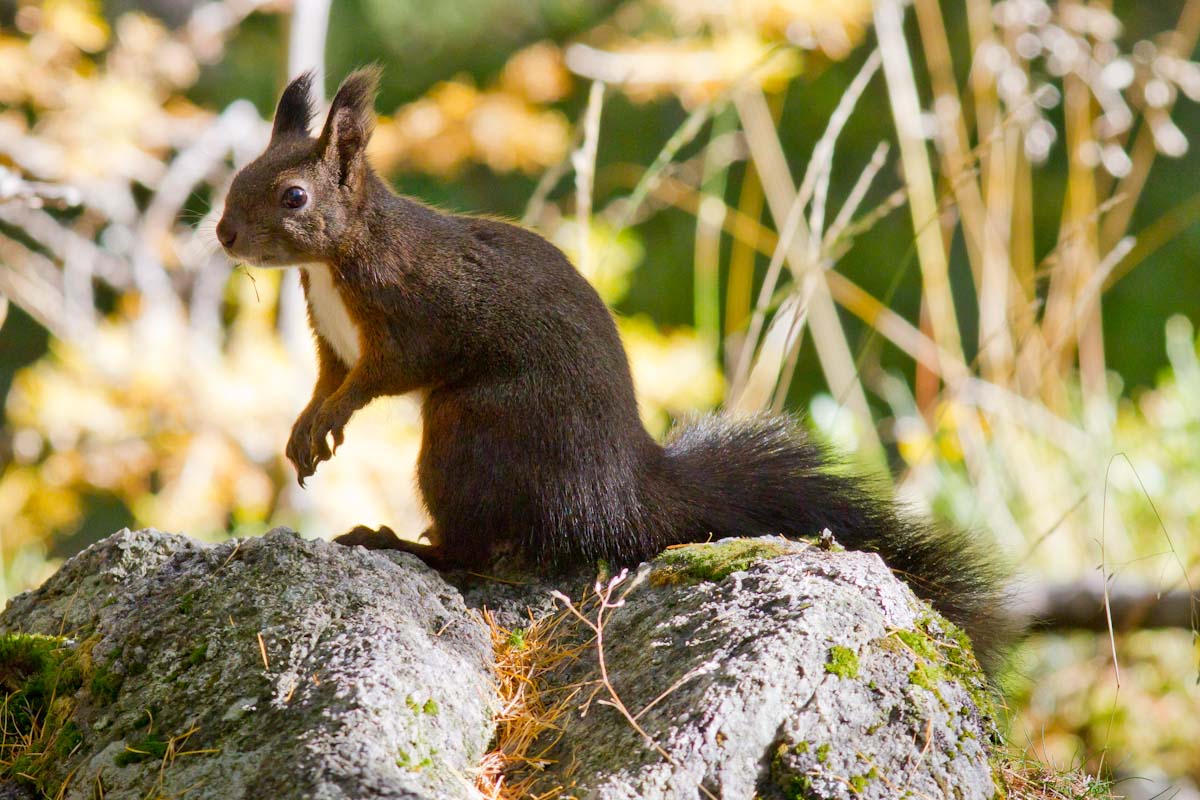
[0,0,1198,796]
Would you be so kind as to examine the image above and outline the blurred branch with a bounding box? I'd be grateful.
[603,162,1093,456]
[566,41,779,87]
[573,81,606,279]
[0,167,82,209]
[0,236,68,337]
[1021,578,1198,633]
[821,141,889,252]
[694,108,737,354]
[288,0,331,101]
[1104,190,1200,291]
[876,0,1031,547]
[278,0,333,370]
[603,102,713,236]
[0,205,129,288]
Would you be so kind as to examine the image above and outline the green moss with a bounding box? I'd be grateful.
[786,774,816,799]
[114,732,168,766]
[186,643,208,668]
[907,659,944,698]
[55,720,83,758]
[825,646,860,679]
[505,628,526,651]
[176,591,196,615]
[405,694,438,716]
[0,634,83,707]
[771,739,817,800]
[396,750,434,771]
[892,615,996,722]
[849,767,878,793]
[89,665,124,705]
[0,634,89,794]
[815,743,830,764]
[651,539,795,586]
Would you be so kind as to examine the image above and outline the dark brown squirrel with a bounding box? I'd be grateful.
[217,68,1017,672]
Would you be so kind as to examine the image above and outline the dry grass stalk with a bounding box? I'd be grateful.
[474,606,588,800]
[1002,753,1115,800]
[729,57,885,455]
[572,81,607,281]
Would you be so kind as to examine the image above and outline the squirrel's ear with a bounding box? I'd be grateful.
[318,66,380,184]
[271,71,316,142]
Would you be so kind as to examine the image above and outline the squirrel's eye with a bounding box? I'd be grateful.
[282,186,308,209]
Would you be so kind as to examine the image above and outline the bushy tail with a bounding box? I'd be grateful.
[662,414,1018,673]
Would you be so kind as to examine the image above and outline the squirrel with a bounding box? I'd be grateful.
[216,68,1018,672]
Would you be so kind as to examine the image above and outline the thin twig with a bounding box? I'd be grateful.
[822,141,890,251]
[551,571,719,800]
[572,81,606,280]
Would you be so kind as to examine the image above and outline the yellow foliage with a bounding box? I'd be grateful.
[1,4,203,185]
[621,316,724,435]
[547,217,644,305]
[369,43,572,178]
[31,0,110,53]
[895,401,992,467]
[499,41,572,104]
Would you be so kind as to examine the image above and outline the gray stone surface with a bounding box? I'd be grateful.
[0,528,495,800]
[2,529,1004,800]
[504,537,1000,800]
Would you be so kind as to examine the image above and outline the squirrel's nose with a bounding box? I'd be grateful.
[216,217,238,249]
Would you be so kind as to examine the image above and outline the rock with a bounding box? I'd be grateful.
[0,528,494,800]
[484,537,1001,800]
[1,530,1004,800]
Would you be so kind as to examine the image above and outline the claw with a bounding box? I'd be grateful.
[313,434,331,462]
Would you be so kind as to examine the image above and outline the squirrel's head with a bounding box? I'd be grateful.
[217,67,380,266]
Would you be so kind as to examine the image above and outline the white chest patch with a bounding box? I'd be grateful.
[301,263,361,366]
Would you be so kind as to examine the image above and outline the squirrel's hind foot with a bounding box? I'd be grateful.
[334,525,452,570]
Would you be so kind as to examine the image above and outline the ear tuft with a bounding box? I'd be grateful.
[271,71,317,141]
[330,66,382,129]
[318,66,382,181]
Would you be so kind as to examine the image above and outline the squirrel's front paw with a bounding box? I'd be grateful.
[286,410,319,485]
[308,400,351,467]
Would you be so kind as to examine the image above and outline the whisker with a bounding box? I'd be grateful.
[236,264,261,303]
